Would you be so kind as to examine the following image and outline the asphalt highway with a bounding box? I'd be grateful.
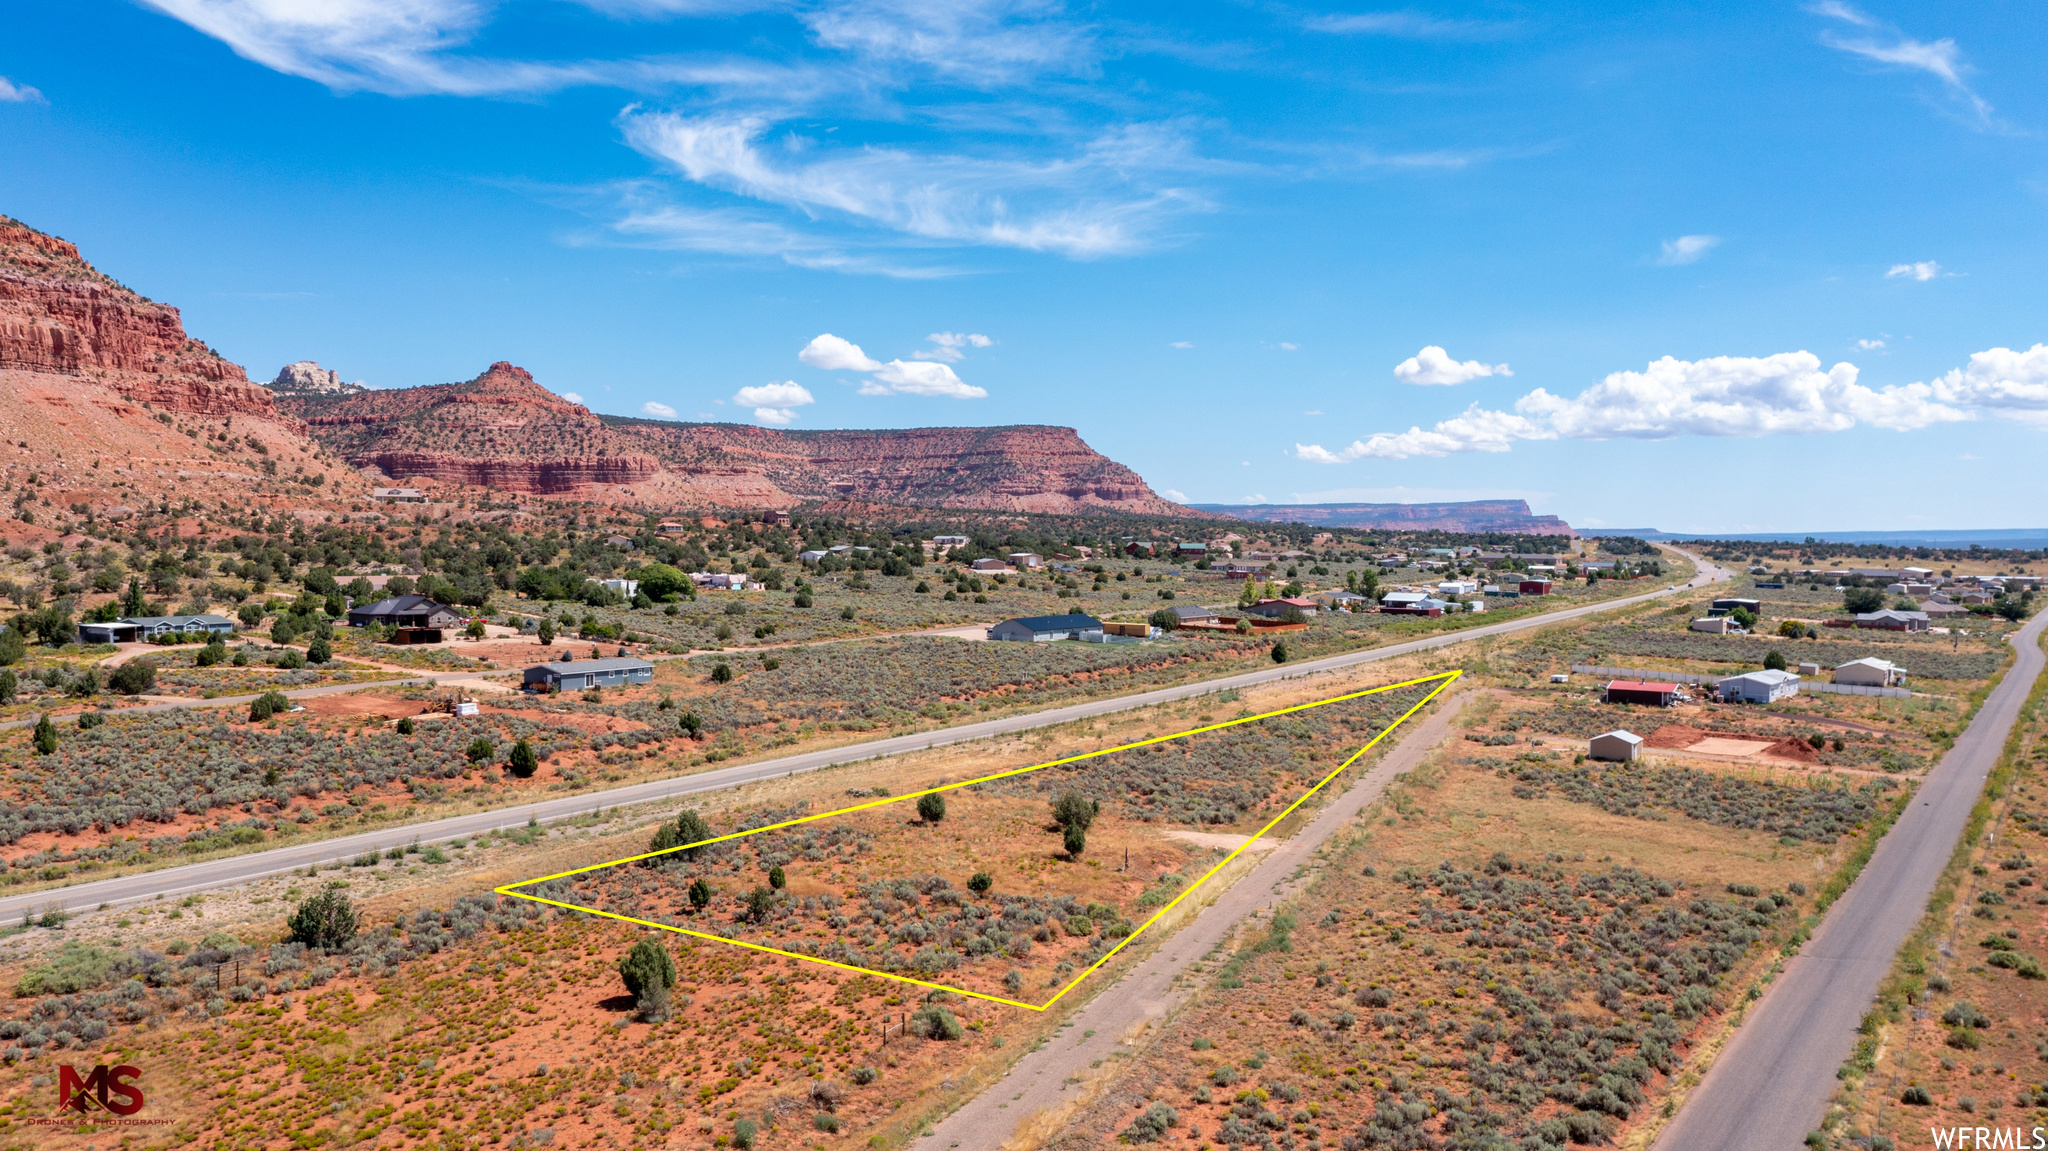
[1653,606,2048,1150]
[2,550,1723,920]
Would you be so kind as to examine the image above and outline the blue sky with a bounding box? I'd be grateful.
[3,1,2045,533]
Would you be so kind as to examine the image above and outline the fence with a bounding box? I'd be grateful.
[1569,665,1910,699]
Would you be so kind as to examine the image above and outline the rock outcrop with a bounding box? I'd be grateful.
[271,360,363,395]
[1193,500,1575,536]
[0,215,285,421]
[279,360,1195,514]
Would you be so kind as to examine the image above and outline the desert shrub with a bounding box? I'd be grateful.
[14,941,126,997]
[248,691,291,721]
[916,792,946,823]
[288,885,359,950]
[849,1065,878,1085]
[969,871,993,894]
[466,736,495,763]
[1501,760,1891,843]
[508,739,538,777]
[108,659,157,695]
[911,1005,962,1040]
[1122,1102,1180,1143]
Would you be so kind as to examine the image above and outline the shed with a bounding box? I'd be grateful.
[1243,597,1319,619]
[1718,669,1801,704]
[1170,604,1220,624]
[970,558,1015,573]
[1605,680,1680,707]
[1709,598,1761,616]
[1588,730,1644,762]
[1833,657,1906,687]
[988,613,1104,643]
[523,656,655,692]
[1518,579,1554,595]
[1690,617,1738,634]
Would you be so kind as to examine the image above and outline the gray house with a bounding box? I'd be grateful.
[1717,669,1801,704]
[79,614,236,644]
[988,613,1104,642]
[347,594,461,631]
[524,656,656,692]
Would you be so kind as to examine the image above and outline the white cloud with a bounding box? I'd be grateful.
[1517,351,1966,437]
[1856,338,1886,350]
[1928,344,2048,417]
[1302,12,1516,38]
[1276,342,1299,351]
[733,381,816,408]
[1657,234,1721,265]
[1296,403,1552,462]
[0,76,46,103]
[1159,488,1188,502]
[1170,341,1193,349]
[1886,261,1943,281]
[1813,4,1997,128]
[640,400,678,418]
[560,391,585,404]
[619,109,1199,260]
[869,360,987,398]
[1303,409,1324,416]
[1393,345,1511,386]
[798,333,881,372]
[912,331,993,363]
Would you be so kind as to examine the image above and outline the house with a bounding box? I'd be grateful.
[346,595,461,631]
[1437,580,1480,595]
[604,535,637,551]
[79,614,237,644]
[759,510,787,526]
[988,613,1103,642]
[1718,669,1801,704]
[1708,598,1761,617]
[1605,680,1680,707]
[1518,579,1554,596]
[657,522,688,533]
[1243,597,1320,619]
[1918,600,1968,619]
[1313,590,1373,610]
[692,572,751,591]
[1690,617,1741,634]
[523,656,655,692]
[931,535,970,548]
[799,549,829,563]
[1834,657,1907,687]
[1169,604,1220,625]
[597,579,640,599]
[1378,591,1429,610]
[1797,661,1822,676]
[1379,591,1445,617]
[1215,562,1267,578]
[1102,622,1155,638]
[1123,541,1156,558]
[1957,590,1995,605]
[1173,543,1207,558]
[372,487,426,502]
[970,558,1016,573]
[1007,553,1045,570]
[1588,730,1645,762]
[1853,609,1930,632]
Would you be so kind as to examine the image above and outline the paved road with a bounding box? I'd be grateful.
[926,691,1473,1150]
[4,551,1722,920]
[1654,606,2048,1150]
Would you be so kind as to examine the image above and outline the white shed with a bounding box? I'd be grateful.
[1833,657,1906,687]
[1588,730,1644,762]
[1717,669,1801,704]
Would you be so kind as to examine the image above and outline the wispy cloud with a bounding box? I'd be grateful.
[912,331,992,362]
[1657,234,1720,266]
[0,76,45,103]
[1303,11,1518,39]
[1885,261,1946,281]
[1811,3,1999,129]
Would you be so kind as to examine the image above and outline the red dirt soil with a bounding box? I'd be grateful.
[1644,724,1821,763]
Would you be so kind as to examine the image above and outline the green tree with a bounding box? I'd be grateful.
[32,713,57,756]
[710,662,735,684]
[237,602,267,628]
[305,636,331,664]
[536,617,556,646]
[249,690,291,721]
[969,872,993,894]
[1270,640,1289,663]
[1842,587,1885,614]
[108,658,157,695]
[1776,619,1804,639]
[1051,791,1098,833]
[672,811,713,858]
[1996,599,2025,622]
[688,878,712,911]
[1147,608,1178,631]
[0,669,16,704]
[678,711,704,738]
[1063,821,1087,858]
[618,938,677,998]
[917,792,946,823]
[287,884,359,949]
[396,716,415,735]
[466,736,494,764]
[636,564,691,601]
[0,627,24,666]
[1730,607,1759,630]
[1763,649,1788,671]
[768,865,786,889]
[746,885,776,923]
[122,576,146,617]
[195,637,227,666]
[508,738,539,778]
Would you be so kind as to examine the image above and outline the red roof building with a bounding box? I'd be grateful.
[1604,680,1681,707]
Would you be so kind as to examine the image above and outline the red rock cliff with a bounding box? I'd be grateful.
[0,216,283,420]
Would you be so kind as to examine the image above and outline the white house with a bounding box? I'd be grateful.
[1007,552,1045,570]
[970,558,1015,573]
[1437,579,1480,596]
[1588,730,1644,762]
[1833,657,1907,687]
[1690,617,1739,634]
[1717,669,1801,704]
[597,579,640,599]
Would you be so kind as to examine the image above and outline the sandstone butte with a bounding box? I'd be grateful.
[276,360,1199,515]
[0,214,363,536]
[1,211,1196,518]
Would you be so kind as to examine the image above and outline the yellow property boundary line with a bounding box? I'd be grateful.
[497,669,1460,1011]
